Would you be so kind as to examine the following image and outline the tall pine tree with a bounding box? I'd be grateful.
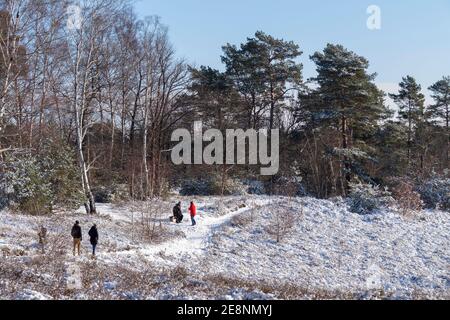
[308,44,387,194]
[428,76,450,167]
[389,76,426,170]
[222,31,303,131]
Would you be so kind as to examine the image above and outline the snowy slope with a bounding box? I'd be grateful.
[202,197,450,299]
[0,196,449,300]
[93,196,450,299]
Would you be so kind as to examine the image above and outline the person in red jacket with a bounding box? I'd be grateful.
[189,201,197,226]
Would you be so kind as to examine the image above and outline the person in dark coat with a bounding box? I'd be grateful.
[172,202,183,223]
[71,221,82,256]
[88,224,99,256]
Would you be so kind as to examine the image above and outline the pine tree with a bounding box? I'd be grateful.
[189,66,239,130]
[0,140,83,214]
[308,44,388,194]
[222,31,303,131]
[374,121,410,177]
[428,76,450,166]
[221,32,303,193]
[389,76,426,170]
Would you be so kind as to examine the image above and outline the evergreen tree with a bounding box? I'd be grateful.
[374,121,410,177]
[307,44,388,194]
[0,140,83,214]
[389,76,426,170]
[428,76,450,166]
[189,66,240,130]
[222,31,303,131]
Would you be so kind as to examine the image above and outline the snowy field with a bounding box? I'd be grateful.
[0,196,449,300]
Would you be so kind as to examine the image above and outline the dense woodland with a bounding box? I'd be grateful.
[0,0,449,214]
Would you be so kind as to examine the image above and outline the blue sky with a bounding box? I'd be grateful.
[134,0,450,104]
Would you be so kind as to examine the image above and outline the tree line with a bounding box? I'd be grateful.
[0,0,448,213]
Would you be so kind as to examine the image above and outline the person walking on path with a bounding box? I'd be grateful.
[189,202,197,226]
[88,224,99,256]
[71,221,82,256]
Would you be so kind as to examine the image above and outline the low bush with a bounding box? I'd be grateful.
[265,204,298,243]
[272,176,306,197]
[93,184,129,204]
[179,174,247,196]
[390,178,424,215]
[416,175,450,211]
[244,179,266,195]
[347,182,394,215]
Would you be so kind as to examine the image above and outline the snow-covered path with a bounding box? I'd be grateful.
[141,205,251,259]
[97,198,272,265]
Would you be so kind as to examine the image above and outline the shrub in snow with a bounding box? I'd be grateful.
[416,176,450,211]
[0,174,12,209]
[127,200,175,243]
[0,155,53,214]
[93,186,113,203]
[179,178,212,196]
[180,174,247,196]
[0,142,83,214]
[93,184,129,203]
[390,178,424,215]
[244,179,266,195]
[347,182,394,215]
[272,176,306,197]
[230,211,253,228]
[265,204,299,243]
[217,177,247,196]
[40,142,85,209]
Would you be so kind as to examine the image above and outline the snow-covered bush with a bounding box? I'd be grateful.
[0,143,83,214]
[179,178,212,196]
[223,178,247,196]
[0,155,53,214]
[244,179,266,195]
[40,142,84,209]
[93,184,129,203]
[416,176,450,211]
[265,204,298,243]
[347,183,394,215]
[390,178,423,215]
[273,176,306,197]
[180,174,247,196]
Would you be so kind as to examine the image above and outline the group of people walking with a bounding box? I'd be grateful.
[71,221,98,256]
[66,201,197,257]
[172,201,197,226]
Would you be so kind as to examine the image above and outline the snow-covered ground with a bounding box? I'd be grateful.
[0,196,449,300]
